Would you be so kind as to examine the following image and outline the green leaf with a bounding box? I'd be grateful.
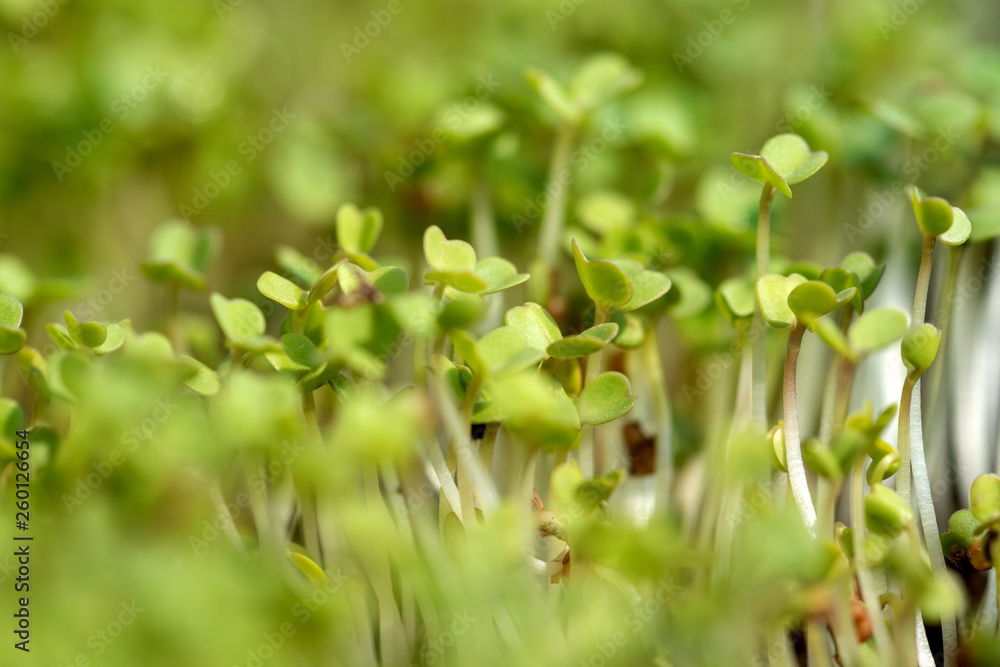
[867,441,900,486]
[767,423,787,472]
[281,333,323,368]
[901,323,941,377]
[257,271,308,310]
[288,550,328,585]
[970,474,1000,526]
[759,134,829,186]
[525,67,579,124]
[569,52,643,113]
[756,273,807,328]
[275,245,323,286]
[716,276,755,323]
[475,257,529,295]
[423,225,477,274]
[547,323,619,359]
[428,271,487,293]
[820,268,863,313]
[210,293,266,344]
[731,134,827,199]
[941,509,990,571]
[572,240,632,309]
[839,252,885,299]
[493,373,580,451]
[181,355,221,396]
[475,327,545,377]
[45,323,78,351]
[141,220,218,291]
[576,371,637,425]
[336,203,383,255]
[910,187,954,237]
[307,264,341,305]
[812,318,852,358]
[660,267,711,318]
[92,322,126,356]
[504,303,562,353]
[0,256,36,303]
[866,483,915,538]
[803,438,843,481]
[611,260,672,312]
[64,310,108,348]
[609,312,645,349]
[339,263,409,298]
[0,294,23,329]
[0,326,26,355]
[577,191,636,234]
[939,206,972,246]
[787,281,855,327]
[848,308,908,356]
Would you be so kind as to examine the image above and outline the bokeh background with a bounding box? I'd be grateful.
[4,0,1000,665]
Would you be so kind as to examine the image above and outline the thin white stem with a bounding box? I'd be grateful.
[752,184,777,429]
[783,324,817,532]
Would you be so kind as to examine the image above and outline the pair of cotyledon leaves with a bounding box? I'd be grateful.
[526,53,643,125]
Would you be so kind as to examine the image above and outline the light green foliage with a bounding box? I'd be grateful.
[731,133,828,198]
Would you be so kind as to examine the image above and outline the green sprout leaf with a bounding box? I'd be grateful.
[910,187,954,237]
[939,206,972,246]
[901,323,941,377]
[820,268,864,313]
[525,68,578,124]
[577,191,636,235]
[0,294,23,329]
[308,265,341,305]
[475,257,529,295]
[787,280,855,327]
[424,225,477,273]
[839,252,886,299]
[504,303,562,353]
[572,240,632,309]
[576,371,636,425]
[731,134,828,199]
[767,423,787,473]
[756,273,807,328]
[848,308,908,356]
[716,276,755,323]
[569,52,643,113]
[45,323,78,351]
[803,438,843,481]
[92,321,126,356]
[257,271,308,310]
[658,267,711,319]
[492,373,581,451]
[811,318,852,358]
[181,355,221,396]
[970,473,1000,526]
[64,310,108,348]
[210,293,266,345]
[457,327,544,378]
[339,263,409,298]
[547,323,619,359]
[281,333,324,369]
[610,260,672,312]
[866,483,915,538]
[140,220,219,291]
[335,203,383,255]
[609,312,645,349]
[941,509,991,571]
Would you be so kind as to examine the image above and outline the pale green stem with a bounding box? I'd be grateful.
[752,184,777,429]
[167,284,181,352]
[850,465,894,661]
[906,233,957,666]
[642,322,674,514]
[299,391,323,560]
[806,618,833,667]
[532,122,577,304]
[784,323,817,532]
[581,305,610,478]
[379,461,418,648]
[242,452,276,559]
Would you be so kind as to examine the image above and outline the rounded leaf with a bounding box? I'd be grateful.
[505,303,562,353]
[181,355,221,396]
[0,294,24,329]
[970,474,1000,526]
[901,323,941,376]
[939,206,972,246]
[210,293,266,344]
[423,225,476,274]
[572,240,632,308]
[0,326,26,355]
[64,310,108,348]
[849,308,908,356]
[476,257,529,295]
[716,276,755,323]
[839,252,885,299]
[730,153,791,198]
[336,203,383,255]
[92,322,126,356]
[756,273,807,328]
[866,483,915,538]
[910,187,954,237]
[257,271,308,310]
[788,281,855,327]
[759,133,828,186]
[547,322,619,360]
[576,371,637,425]
[569,52,643,113]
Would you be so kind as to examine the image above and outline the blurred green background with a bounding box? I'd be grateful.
[4,0,1000,665]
